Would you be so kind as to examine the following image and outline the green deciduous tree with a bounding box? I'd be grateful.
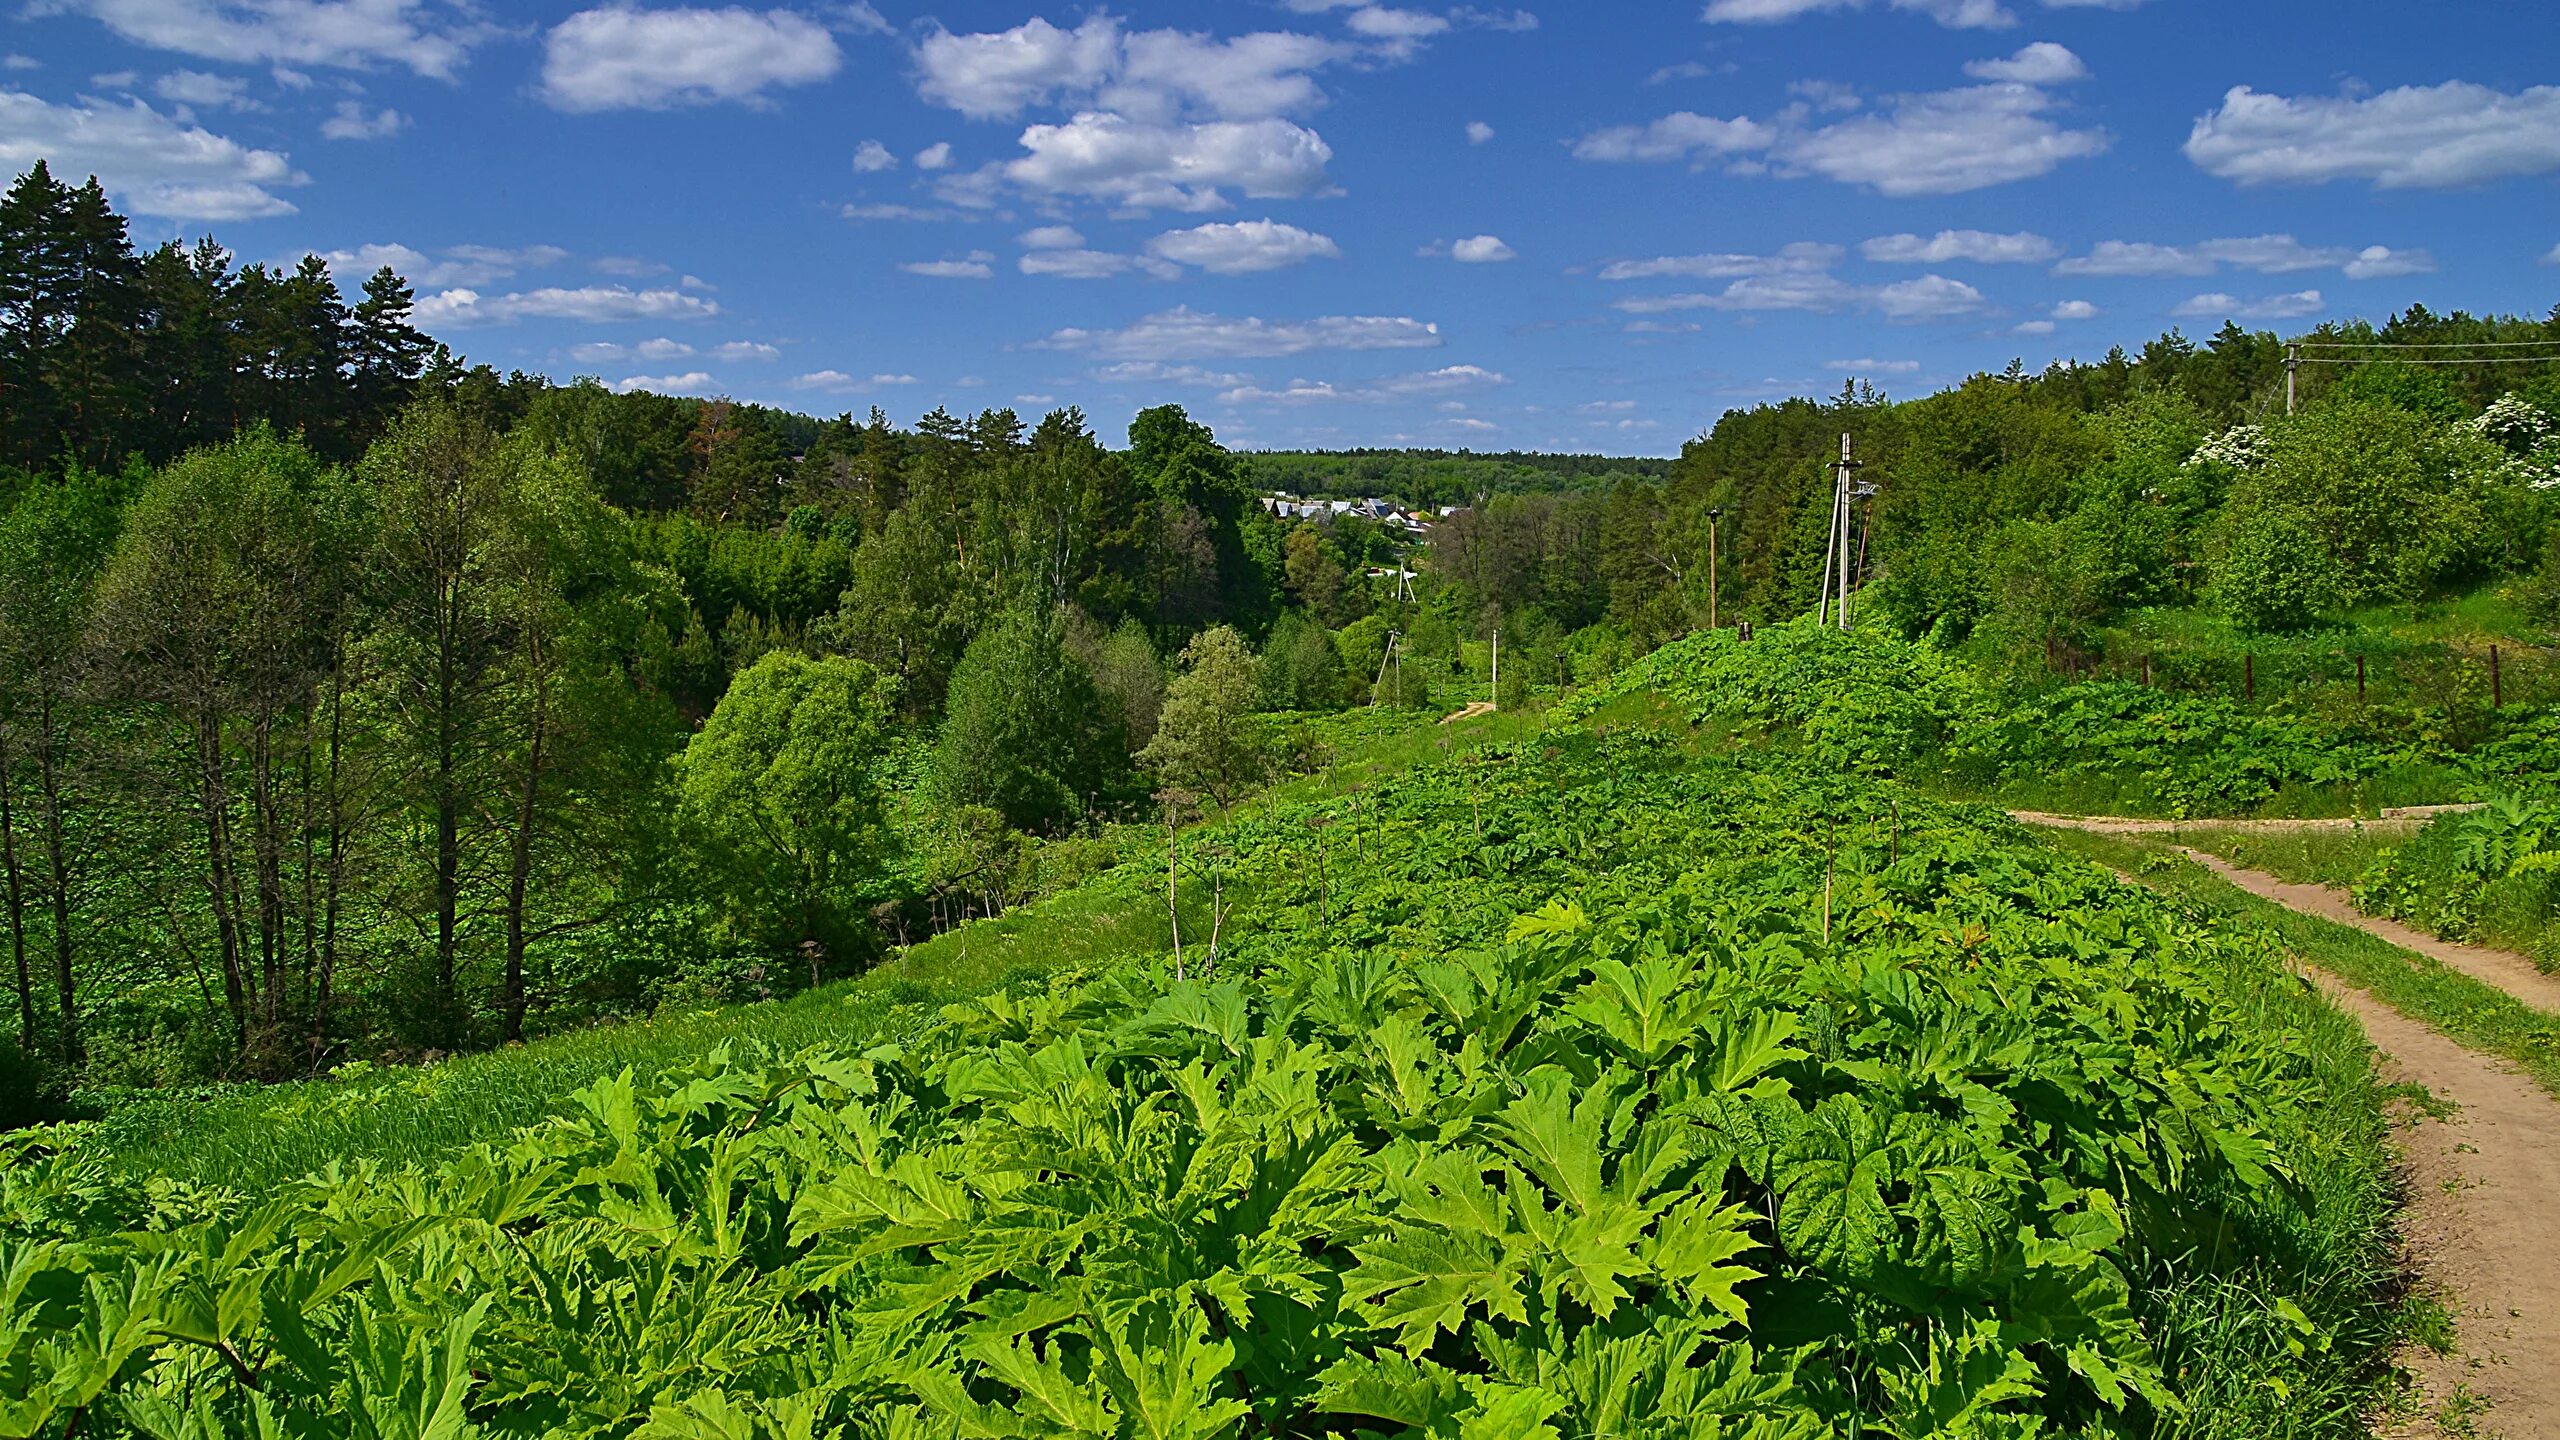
[1141,625,1269,806]
[679,650,901,967]
[935,609,1125,835]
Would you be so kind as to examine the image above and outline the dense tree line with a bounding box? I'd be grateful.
[1240,448,1669,507]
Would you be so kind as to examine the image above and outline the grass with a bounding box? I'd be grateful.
[2031,826,2560,1100]
[56,702,1535,1198]
[2172,823,2407,889]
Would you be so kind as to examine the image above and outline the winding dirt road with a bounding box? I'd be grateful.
[2018,812,2560,1437]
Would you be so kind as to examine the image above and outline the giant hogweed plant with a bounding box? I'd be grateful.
[4,739,2342,1438]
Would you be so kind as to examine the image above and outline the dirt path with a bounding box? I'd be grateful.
[1440,700,1496,725]
[2043,819,2560,1435]
[2308,973,2560,1438]
[2011,803,2480,836]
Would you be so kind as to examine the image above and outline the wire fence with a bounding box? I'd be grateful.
[2047,637,2560,730]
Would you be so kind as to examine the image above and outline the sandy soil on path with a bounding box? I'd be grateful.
[2009,804,2480,836]
[1439,701,1496,725]
[2309,972,2560,1438]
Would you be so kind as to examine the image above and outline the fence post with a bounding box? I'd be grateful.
[2357,654,2366,705]
[2244,653,2255,703]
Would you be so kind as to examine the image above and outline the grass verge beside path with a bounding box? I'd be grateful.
[58,704,1540,1198]
[2034,825,2560,1100]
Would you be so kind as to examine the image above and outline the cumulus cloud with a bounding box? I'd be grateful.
[571,337,696,363]
[1091,360,1253,387]
[1466,119,1494,144]
[853,139,896,171]
[901,254,995,279]
[2051,299,2099,320]
[1018,224,1085,248]
[1146,218,1340,273]
[612,371,717,394]
[2186,82,2560,188]
[1702,0,2142,26]
[414,284,720,328]
[914,141,953,169]
[2055,234,2434,279]
[790,370,917,392]
[1219,364,1506,405]
[1019,246,1180,279]
[1448,234,1516,263]
[0,89,304,218]
[1824,358,1923,373]
[1861,229,2055,264]
[1571,111,1768,164]
[541,5,841,112]
[1611,270,1986,322]
[1599,242,1841,281]
[313,242,569,289]
[1035,305,1442,361]
[2171,290,2326,321]
[990,111,1335,211]
[153,68,252,108]
[711,340,779,361]
[1575,78,2106,194]
[320,100,404,139]
[1963,41,2084,84]
[2543,243,2560,266]
[40,0,485,78]
[915,16,1353,123]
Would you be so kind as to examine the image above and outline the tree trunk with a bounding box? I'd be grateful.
[249,714,288,1051]
[311,665,348,1068]
[193,708,249,1050]
[36,694,80,1066]
[434,597,461,1039]
[501,658,547,1046]
[0,738,32,1051]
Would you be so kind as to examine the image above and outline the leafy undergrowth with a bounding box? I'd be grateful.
[2035,827,2560,1100]
[3,733,2398,1438]
[1570,621,2544,819]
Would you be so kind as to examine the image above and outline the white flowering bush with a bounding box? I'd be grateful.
[2463,392,2556,455]
[2185,424,2270,473]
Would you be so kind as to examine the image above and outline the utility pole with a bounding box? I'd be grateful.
[2285,343,2299,417]
[1816,446,1842,627]
[1490,630,1500,709]
[1832,433,1856,632]
[1705,507,1722,631]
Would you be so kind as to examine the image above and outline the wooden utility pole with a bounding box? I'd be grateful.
[2285,343,2300,416]
[1836,435,1853,630]
[1705,507,1722,631]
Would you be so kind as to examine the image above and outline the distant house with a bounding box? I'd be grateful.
[1259,493,1431,533]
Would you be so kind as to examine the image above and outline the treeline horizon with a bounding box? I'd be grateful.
[6,157,2559,1099]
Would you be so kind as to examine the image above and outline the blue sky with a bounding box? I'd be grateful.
[4,1,2557,455]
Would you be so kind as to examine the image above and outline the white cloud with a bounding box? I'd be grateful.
[915,16,1354,124]
[541,5,841,113]
[2187,82,2560,189]
[1036,305,1442,361]
[1,55,39,71]
[1823,358,1923,373]
[320,99,404,139]
[2542,243,2560,266]
[1775,83,2107,194]
[711,340,779,361]
[91,70,141,89]
[1219,363,1505,405]
[1572,110,1768,164]
[791,370,916,392]
[2055,234,2434,279]
[1018,224,1085,248]
[1437,234,1509,263]
[1147,218,1340,273]
[1465,119,1494,144]
[1861,229,2055,264]
[2171,290,2326,321]
[0,89,303,219]
[1574,77,2105,194]
[153,68,252,108]
[2051,299,2098,320]
[1018,247,1180,279]
[1612,270,1985,322]
[42,0,484,78]
[313,242,568,289]
[1091,360,1252,387]
[613,371,717,394]
[571,337,696,362]
[593,255,669,276]
[1701,0,2137,25]
[901,255,994,279]
[1963,41,2084,85]
[414,285,720,328]
[1874,274,1988,319]
[842,201,966,222]
[1599,242,1840,281]
[853,139,896,171]
[1577,399,1638,412]
[2342,245,2434,280]
[913,16,1125,119]
[996,112,1334,211]
[914,141,953,170]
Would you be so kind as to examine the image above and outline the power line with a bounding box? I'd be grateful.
[2294,339,2560,350]
[2295,354,2560,366]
